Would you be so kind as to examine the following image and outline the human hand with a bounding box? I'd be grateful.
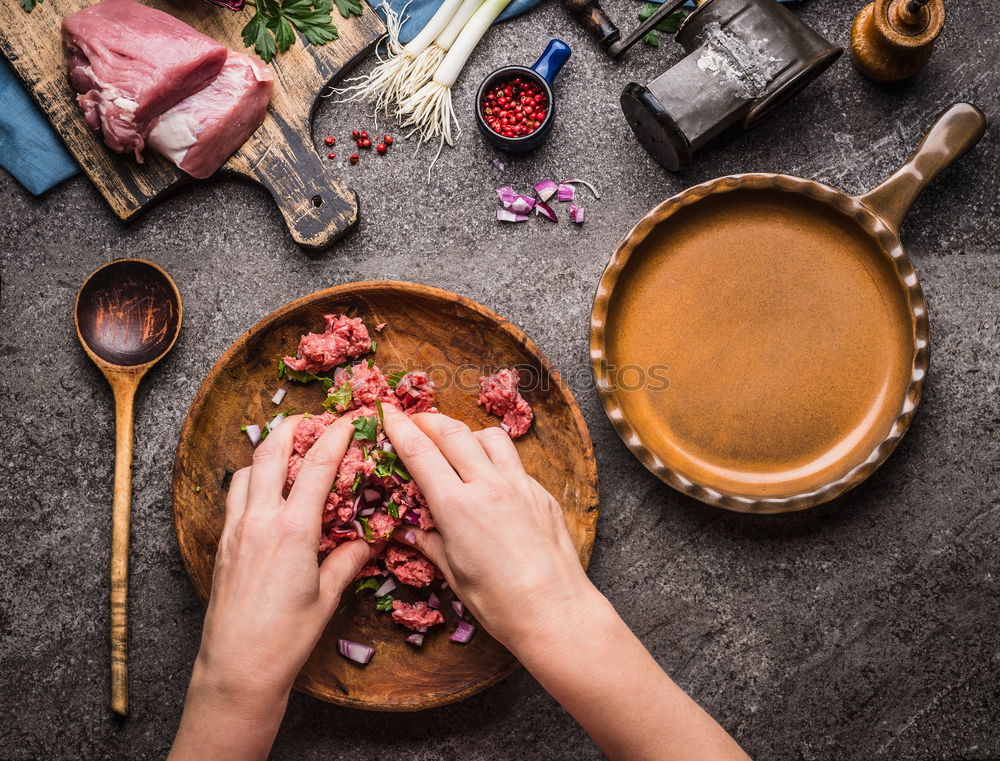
[381,405,594,648]
[186,412,380,719]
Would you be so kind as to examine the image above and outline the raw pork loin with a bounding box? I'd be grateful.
[62,0,228,159]
[147,52,274,179]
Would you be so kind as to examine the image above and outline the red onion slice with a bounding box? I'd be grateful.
[267,413,285,431]
[338,639,374,664]
[245,424,261,446]
[405,633,425,647]
[560,178,601,199]
[450,621,476,643]
[535,201,557,222]
[496,186,517,208]
[375,577,396,596]
[509,195,536,214]
[569,204,585,224]
[533,179,558,202]
[451,600,465,617]
[556,184,575,202]
[491,158,506,172]
[496,209,529,223]
[359,506,376,518]
[403,511,421,525]
[271,387,287,405]
[349,519,365,537]
[363,487,382,503]
[427,592,441,609]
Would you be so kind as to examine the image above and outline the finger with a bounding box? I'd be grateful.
[221,467,251,545]
[391,527,452,583]
[381,405,462,507]
[474,427,526,476]
[245,414,301,517]
[318,539,383,607]
[410,413,496,483]
[285,413,356,526]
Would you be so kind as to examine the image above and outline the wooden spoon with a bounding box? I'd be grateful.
[74,259,183,716]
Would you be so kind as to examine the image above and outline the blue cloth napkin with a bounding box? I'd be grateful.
[0,56,79,196]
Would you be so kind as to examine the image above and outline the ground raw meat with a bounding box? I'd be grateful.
[394,371,438,414]
[283,315,372,374]
[390,601,445,631]
[146,51,273,179]
[478,368,534,437]
[384,544,436,587]
[62,0,228,159]
[346,362,392,408]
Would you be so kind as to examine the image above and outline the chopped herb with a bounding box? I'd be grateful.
[643,30,661,46]
[355,577,379,594]
[638,3,685,37]
[242,0,342,65]
[359,516,374,542]
[20,0,41,11]
[369,339,378,353]
[240,424,247,432]
[373,450,411,481]
[375,399,385,427]
[386,500,399,519]
[387,371,406,389]
[352,414,379,442]
[352,473,363,492]
[323,381,353,412]
[337,603,347,614]
[367,358,375,369]
[278,360,335,390]
[375,593,395,612]
[195,486,201,494]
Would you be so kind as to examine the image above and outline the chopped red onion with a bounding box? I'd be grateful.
[560,178,601,199]
[407,385,423,397]
[333,367,349,386]
[509,195,535,214]
[428,592,441,609]
[535,201,558,222]
[417,626,429,633]
[405,633,425,647]
[375,577,396,596]
[349,519,365,537]
[352,491,364,514]
[491,158,506,172]
[329,526,356,539]
[500,422,511,433]
[451,600,465,617]
[244,424,261,446]
[271,387,287,405]
[441,580,449,590]
[496,186,517,208]
[380,441,395,454]
[533,180,558,202]
[267,413,285,431]
[363,488,381,503]
[359,506,376,518]
[569,204,585,224]
[450,621,476,643]
[403,511,421,526]
[496,209,529,223]
[338,639,374,664]
[556,184,575,202]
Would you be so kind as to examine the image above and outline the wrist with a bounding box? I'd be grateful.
[188,654,291,723]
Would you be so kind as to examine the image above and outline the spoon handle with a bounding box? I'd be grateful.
[110,379,137,716]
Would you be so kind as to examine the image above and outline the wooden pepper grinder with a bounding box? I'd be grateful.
[851,0,945,81]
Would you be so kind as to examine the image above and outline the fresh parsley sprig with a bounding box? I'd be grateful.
[242,0,360,64]
[639,3,685,47]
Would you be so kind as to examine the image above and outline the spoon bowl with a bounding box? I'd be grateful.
[75,259,182,369]
[74,258,182,716]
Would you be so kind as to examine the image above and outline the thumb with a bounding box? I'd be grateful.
[319,539,383,606]
[392,528,453,585]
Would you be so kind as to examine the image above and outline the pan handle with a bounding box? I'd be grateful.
[857,102,987,233]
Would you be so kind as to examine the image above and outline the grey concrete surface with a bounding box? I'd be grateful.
[2,0,998,758]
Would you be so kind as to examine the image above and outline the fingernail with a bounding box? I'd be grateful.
[405,531,416,543]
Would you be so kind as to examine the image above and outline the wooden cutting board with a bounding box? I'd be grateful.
[0,0,385,251]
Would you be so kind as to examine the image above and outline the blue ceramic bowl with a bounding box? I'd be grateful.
[475,39,571,153]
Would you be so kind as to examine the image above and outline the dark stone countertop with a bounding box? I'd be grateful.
[2,0,998,758]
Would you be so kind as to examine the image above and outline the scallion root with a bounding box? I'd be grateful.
[397,81,458,146]
[397,44,446,102]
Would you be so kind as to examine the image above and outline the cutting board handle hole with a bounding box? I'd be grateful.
[312,195,324,207]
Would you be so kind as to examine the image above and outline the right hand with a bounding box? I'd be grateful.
[381,405,595,646]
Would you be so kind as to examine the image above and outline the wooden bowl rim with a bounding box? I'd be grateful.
[172,280,599,708]
[589,173,930,514]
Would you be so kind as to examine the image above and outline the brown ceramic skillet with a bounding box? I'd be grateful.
[591,102,986,513]
[173,281,598,710]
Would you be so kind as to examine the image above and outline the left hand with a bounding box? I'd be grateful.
[170,413,379,760]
